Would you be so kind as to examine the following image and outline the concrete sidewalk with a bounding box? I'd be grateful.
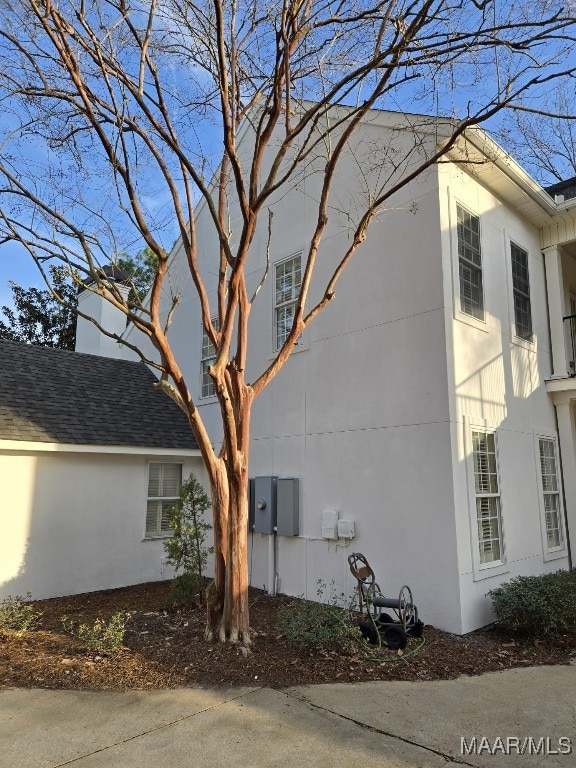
[1,664,575,768]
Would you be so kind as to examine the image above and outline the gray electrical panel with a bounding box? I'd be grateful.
[248,478,255,531]
[253,475,277,534]
[276,478,300,536]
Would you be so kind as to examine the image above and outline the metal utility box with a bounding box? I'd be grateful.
[276,478,300,536]
[248,478,255,531]
[253,476,278,534]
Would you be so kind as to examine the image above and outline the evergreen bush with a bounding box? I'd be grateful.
[0,593,42,636]
[276,580,358,650]
[61,611,129,654]
[488,569,576,638]
[164,474,213,608]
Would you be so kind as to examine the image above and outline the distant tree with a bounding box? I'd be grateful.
[118,247,159,310]
[498,85,576,186]
[0,249,158,349]
[0,265,77,349]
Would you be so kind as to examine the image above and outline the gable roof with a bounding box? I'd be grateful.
[0,340,198,449]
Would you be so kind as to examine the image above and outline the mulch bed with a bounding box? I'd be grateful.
[1,580,575,691]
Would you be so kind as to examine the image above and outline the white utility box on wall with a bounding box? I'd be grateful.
[337,519,355,539]
[321,509,339,539]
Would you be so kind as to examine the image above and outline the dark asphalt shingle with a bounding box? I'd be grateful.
[0,340,198,449]
[545,176,576,201]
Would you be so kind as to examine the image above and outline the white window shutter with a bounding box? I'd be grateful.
[161,464,181,497]
[148,464,161,497]
[146,500,160,537]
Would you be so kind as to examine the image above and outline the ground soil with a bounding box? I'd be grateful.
[1,581,575,692]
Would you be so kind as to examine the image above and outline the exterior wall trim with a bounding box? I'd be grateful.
[0,440,201,457]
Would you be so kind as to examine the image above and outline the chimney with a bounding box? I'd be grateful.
[75,265,130,359]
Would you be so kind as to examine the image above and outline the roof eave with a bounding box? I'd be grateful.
[443,128,559,227]
[0,439,201,455]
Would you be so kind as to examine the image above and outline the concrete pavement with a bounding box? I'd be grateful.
[1,663,576,767]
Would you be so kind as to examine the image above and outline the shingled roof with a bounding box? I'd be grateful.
[545,176,576,202]
[0,340,198,449]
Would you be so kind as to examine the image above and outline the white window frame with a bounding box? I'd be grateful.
[464,417,508,580]
[509,240,534,344]
[274,252,302,352]
[534,431,567,561]
[145,462,182,539]
[200,317,219,399]
[456,204,485,323]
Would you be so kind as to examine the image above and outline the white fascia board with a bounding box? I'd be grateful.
[442,127,559,226]
[462,128,556,212]
[0,440,201,456]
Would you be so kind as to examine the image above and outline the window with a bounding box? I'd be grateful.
[457,205,484,320]
[201,318,219,398]
[511,243,533,341]
[146,463,182,538]
[275,254,301,350]
[472,430,504,565]
[539,439,562,550]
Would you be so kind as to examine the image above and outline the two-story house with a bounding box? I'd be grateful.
[120,108,576,635]
[5,106,576,634]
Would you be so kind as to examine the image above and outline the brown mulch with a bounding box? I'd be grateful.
[1,580,575,692]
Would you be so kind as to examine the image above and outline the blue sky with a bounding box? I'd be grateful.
[0,244,41,307]
[1,1,575,312]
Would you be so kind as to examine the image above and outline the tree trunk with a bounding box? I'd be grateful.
[205,459,228,640]
[205,390,252,646]
[222,467,250,644]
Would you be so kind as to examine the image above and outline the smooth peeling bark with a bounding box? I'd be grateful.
[204,405,252,645]
[221,466,250,645]
[205,458,229,641]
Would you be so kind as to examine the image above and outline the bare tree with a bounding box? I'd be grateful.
[497,83,576,185]
[0,0,575,646]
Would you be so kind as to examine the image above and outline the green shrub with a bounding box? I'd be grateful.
[61,611,129,654]
[165,573,200,610]
[164,473,213,607]
[488,569,576,638]
[0,593,42,636]
[276,581,358,650]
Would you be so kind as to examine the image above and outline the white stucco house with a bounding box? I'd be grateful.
[0,329,203,600]
[4,107,576,636]
[118,108,576,635]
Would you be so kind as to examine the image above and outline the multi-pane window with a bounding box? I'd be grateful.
[201,318,219,398]
[457,205,484,320]
[275,254,302,350]
[539,439,562,550]
[511,243,533,341]
[472,430,504,565]
[146,463,182,538]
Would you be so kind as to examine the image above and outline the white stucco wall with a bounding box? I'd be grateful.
[142,116,465,632]
[0,447,204,601]
[438,163,569,633]
[117,113,571,635]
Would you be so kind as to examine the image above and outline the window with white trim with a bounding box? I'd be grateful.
[511,243,533,341]
[457,205,484,320]
[200,318,219,398]
[538,438,563,550]
[146,463,182,538]
[472,430,504,565]
[275,254,301,350]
